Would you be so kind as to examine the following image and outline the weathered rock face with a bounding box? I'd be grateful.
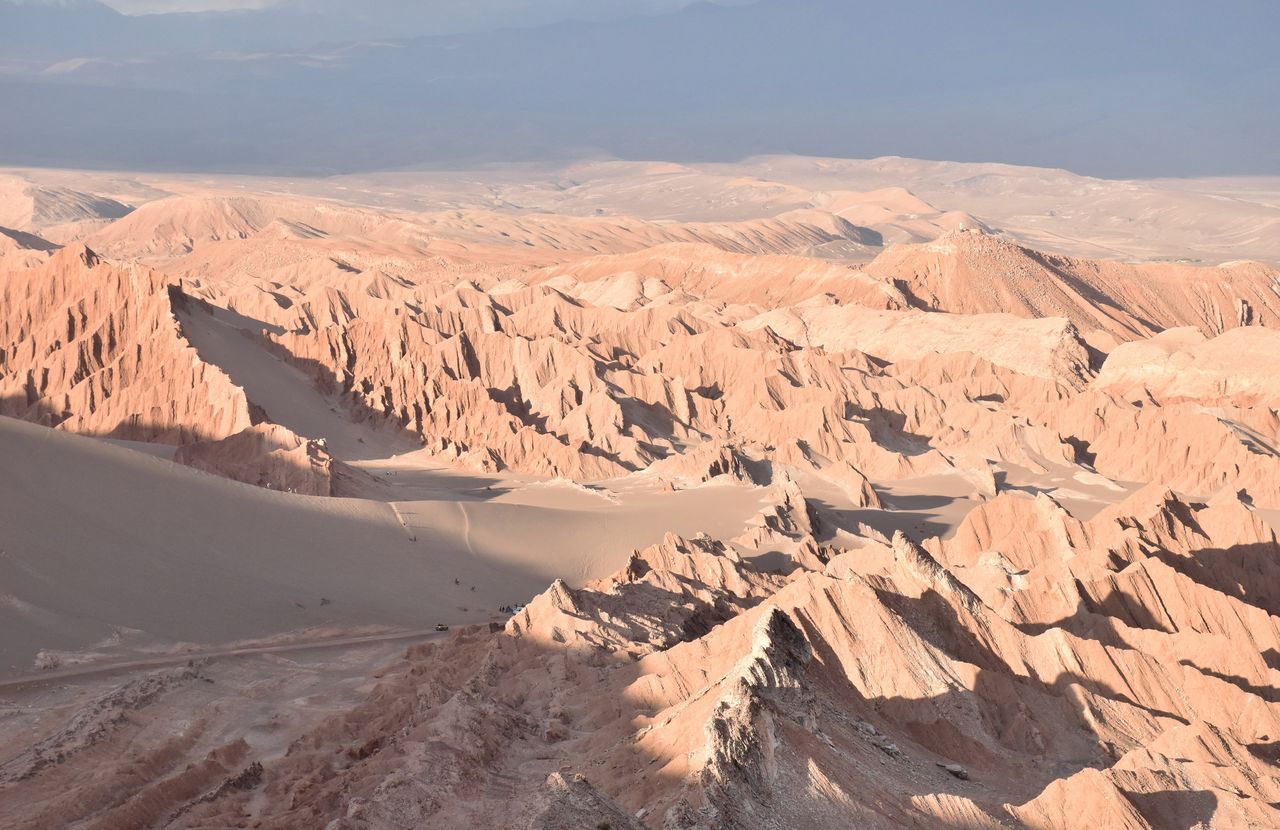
[677,607,818,829]
[1095,325,1280,404]
[173,423,351,496]
[242,262,1104,489]
[866,228,1280,346]
[528,772,646,830]
[0,245,253,443]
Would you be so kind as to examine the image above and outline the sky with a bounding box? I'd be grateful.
[104,0,273,10]
[99,0,724,20]
[0,0,1276,177]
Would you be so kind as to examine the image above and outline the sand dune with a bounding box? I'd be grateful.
[0,415,765,677]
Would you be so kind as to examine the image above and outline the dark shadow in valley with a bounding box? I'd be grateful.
[992,470,1057,499]
[1148,541,1280,619]
[1118,789,1219,830]
[808,497,953,544]
[847,406,934,457]
[1178,659,1280,704]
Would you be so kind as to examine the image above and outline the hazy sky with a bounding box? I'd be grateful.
[98,0,720,18]
[103,0,272,11]
[1,0,1276,177]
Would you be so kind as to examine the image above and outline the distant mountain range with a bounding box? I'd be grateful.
[0,0,1276,176]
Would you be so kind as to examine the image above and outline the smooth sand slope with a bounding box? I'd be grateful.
[0,416,766,678]
[0,415,473,675]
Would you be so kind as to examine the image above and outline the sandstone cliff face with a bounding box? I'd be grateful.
[5,212,1279,514]
[0,245,253,443]
[236,261,1098,489]
[11,234,1272,511]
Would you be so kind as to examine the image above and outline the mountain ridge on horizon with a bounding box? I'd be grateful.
[0,0,1276,178]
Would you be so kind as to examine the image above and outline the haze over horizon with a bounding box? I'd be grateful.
[1,0,1277,178]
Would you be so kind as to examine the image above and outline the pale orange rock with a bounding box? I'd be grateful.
[865,228,1280,345]
[1,162,1279,830]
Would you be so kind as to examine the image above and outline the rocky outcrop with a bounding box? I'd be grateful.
[678,608,817,829]
[0,245,253,443]
[12,202,1269,514]
[867,228,1280,345]
[528,772,645,830]
[173,423,357,496]
[1095,325,1280,404]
